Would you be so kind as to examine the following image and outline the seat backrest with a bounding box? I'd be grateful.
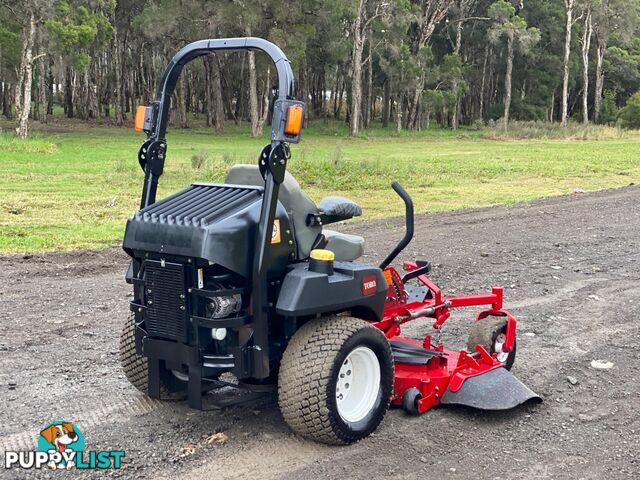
[225,164,321,259]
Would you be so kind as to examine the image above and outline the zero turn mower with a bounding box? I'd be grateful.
[119,37,540,445]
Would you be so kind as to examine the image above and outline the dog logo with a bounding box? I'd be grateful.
[38,422,84,470]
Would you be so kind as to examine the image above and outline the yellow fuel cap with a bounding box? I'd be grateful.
[310,249,335,261]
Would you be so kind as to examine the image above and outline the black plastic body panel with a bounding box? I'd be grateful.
[123,183,295,278]
[276,262,388,320]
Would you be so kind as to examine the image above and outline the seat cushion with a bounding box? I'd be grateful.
[323,229,365,262]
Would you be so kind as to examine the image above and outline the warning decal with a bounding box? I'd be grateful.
[271,219,281,244]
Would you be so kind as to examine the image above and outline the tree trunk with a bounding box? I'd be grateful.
[395,100,402,133]
[14,25,28,120]
[451,16,464,130]
[65,66,74,118]
[16,11,36,138]
[349,0,366,137]
[298,60,309,126]
[113,28,124,125]
[479,45,489,121]
[382,78,390,127]
[248,49,260,137]
[594,38,606,124]
[258,66,271,134]
[409,71,424,130]
[581,6,592,124]
[2,83,11,119]
[212,56,225,132]
[503,30,514,131]
[335,66,344,119]
[561,0,575,127]
[363,27,373,128]
[86,70,98,119]
[205,56,213,128]
[176,75,188,128]
[38,53,46,122]
[47,58,54,116]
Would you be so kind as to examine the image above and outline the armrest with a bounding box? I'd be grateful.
[307,196,362,226]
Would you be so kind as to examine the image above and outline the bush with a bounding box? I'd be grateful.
[599,90,619,125]
[191,150,209,169]
[483,120,625,140]
[618,92,640,129]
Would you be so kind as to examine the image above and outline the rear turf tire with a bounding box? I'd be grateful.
[278,316,394,445]
[467,316,516,371]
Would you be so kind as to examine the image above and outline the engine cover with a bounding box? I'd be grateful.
[123,183,295,278]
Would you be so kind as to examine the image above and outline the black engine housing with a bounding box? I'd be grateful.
[123,183,295,278]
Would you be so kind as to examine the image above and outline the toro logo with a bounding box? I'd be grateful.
[361,275,378,296]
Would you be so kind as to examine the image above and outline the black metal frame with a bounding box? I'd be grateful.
[379,182,415,269]
[136,37,303,382]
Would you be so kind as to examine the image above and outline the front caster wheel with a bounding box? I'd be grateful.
[467,316,516,371]
[278,316,394,445]
[402,388,422,415]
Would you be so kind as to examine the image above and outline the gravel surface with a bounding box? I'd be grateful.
[1,186,639,479]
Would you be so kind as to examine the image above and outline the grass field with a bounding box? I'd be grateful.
[1,119,639,253]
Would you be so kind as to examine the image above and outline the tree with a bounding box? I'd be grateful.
[488,0,539,130]
[3,0,640,139]
[349,0,390,137]
[447,0,482,129]
[579,1,593,124]
[406,0,455,130]
[561,0,577,127]
[592,0,639,123]
[46,0,114,120]
[1,0,52,138]
[15,10,35,138]
[0,13,22,119]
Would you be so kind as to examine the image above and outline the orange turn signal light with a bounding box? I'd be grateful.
[284,104,303,136]
[134,106,147,132]
[383,269,393,286]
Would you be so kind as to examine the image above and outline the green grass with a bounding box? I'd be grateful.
[1,119,639,253]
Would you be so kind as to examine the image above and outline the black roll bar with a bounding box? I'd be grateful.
[139,37,297,210]
[150,37,295,142]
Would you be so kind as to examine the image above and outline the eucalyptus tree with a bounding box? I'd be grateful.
[1,0,54,137]
[560,0,577,127]
[592,0,639,123]
[349,0,392,137]
[579,0,592,123]
[46,0,114,120]
[406,0,456,130]
[488,0,539,130]
[0,8,21,119]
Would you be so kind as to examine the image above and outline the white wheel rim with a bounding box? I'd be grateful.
[494,333,509,364]
[335,346,380,423]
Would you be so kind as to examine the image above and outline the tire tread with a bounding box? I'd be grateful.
[278,316,393,445]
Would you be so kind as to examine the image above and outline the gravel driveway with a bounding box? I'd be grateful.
[1,186,639,479]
